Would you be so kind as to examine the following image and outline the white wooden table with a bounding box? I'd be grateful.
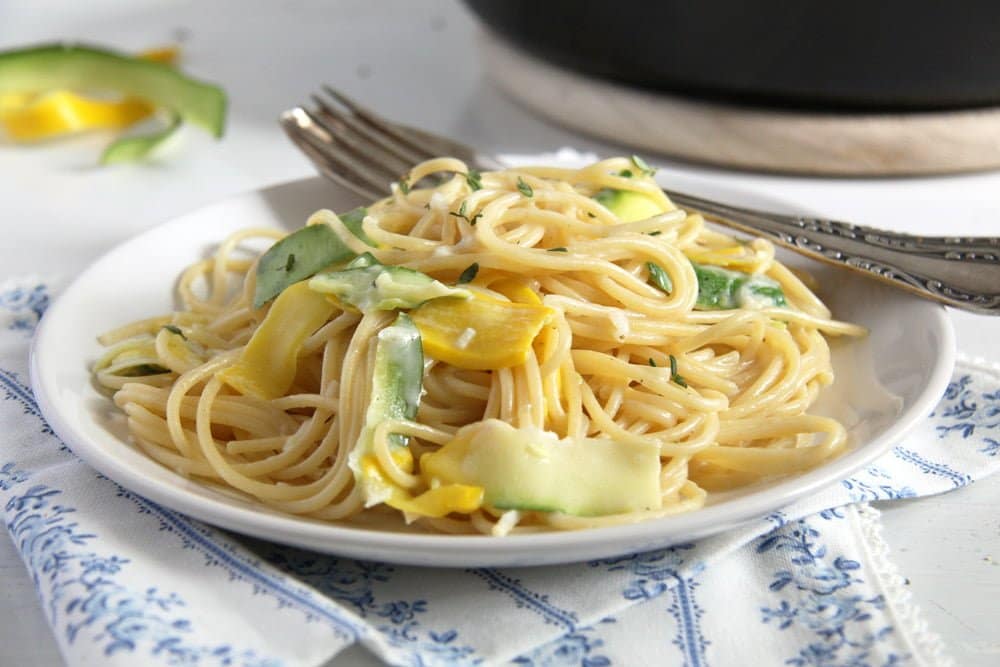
[1,1,998,664]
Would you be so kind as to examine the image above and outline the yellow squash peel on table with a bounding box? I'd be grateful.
[0,90,157,141]
[0,48,174,142]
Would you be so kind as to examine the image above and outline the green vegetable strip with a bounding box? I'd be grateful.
[348,312,425,506]
[374,313,423,447]
[692,262,787,310]
[309,259,469,312]
[646,261,673,294]
[100,111,181,164]
[347,252,379,269]
[693,263,740,309]
[254,225,353,308]
[592,188,617,208]
[745,284,788,307]
[253,208,369,308]
[339,206,374,246]
[0,44,226,137]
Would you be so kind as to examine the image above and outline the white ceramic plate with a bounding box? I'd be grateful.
[30,176,954,567]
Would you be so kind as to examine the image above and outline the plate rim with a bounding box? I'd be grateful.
[28,175,956,566]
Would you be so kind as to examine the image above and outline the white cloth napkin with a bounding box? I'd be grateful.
[4,271,998,666]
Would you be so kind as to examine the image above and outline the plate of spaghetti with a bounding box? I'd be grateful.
[30,158,953,566]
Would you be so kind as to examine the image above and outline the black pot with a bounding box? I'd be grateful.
[464,0,1000,111]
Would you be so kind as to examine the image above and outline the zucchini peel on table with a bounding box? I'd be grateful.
[0,43,226,163]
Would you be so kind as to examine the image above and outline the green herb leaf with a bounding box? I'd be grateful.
[648,357,657,367]
[516,177,533,197]
[587,212,596,218]
[162,324,186,340]
[648,230,662,236]
[631,155,656,177]
[618,169,633,178]
[117,363,171,377]
[457,262,479,284]
[548,247,568,252]
[646,262,673,294]
[669,354,688,387]
[449,200,482,226]
[399,176,410,194]
[466,169,482,191]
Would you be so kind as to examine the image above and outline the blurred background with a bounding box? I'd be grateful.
[468,0,1000,111]
[2,0,998,282]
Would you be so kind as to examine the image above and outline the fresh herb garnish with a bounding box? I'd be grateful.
[631,154,657,177]
[449,200,482,226]
[618,169,634,178]
[466,169,482,191]
[162,324,186,340]
[648,357,657,367]
[398,176,411,194]
[587,212,596,218]
[457,262,479,284]
[669,354,688,387]
[548,247,568,252]
[118,363,171,377]
[646,262,673,294]
[516,177,533,197]
[285,253,296,271]
[648,230,662,236]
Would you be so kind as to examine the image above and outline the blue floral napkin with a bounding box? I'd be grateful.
[3,277,997,666]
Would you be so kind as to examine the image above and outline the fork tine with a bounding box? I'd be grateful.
[312,92,426,171]
[281,109,387,201]
[322,85,441,162]
[300,107,402,186]
[323,87,497,167]
[308,96,415,180]
[284,126,384,202]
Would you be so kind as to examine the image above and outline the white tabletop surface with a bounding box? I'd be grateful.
[2,2,998,665]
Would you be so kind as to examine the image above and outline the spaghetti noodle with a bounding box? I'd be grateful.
[94,157,865,535]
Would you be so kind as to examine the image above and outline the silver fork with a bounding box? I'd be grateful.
[281,86,1000,315]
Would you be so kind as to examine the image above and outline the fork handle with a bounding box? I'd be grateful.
[663,189,1000,315]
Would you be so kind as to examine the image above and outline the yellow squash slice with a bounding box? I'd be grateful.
[219,281,336,400]
[409,292,552,370]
